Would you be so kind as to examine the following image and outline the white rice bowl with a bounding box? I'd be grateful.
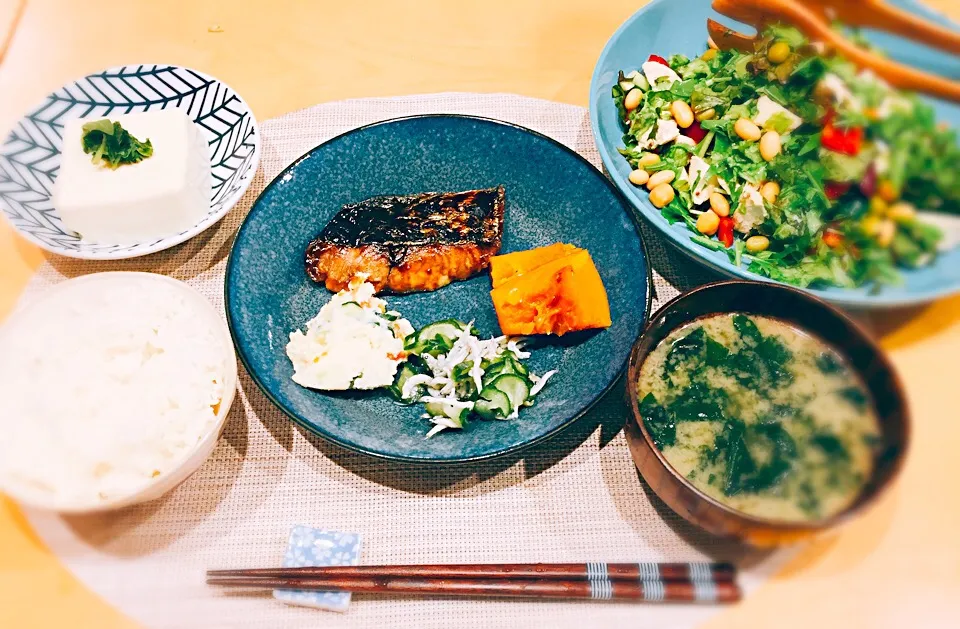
[0,272,237,512]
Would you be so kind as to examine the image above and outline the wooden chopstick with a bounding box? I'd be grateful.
[208,562,736,583]
[207,574,741,604]
[207,562,740,603]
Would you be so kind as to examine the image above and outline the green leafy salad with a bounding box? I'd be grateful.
[612,25,959,289]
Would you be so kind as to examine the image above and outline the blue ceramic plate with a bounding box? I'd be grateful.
[226,115,650,463]
[0,64,261,259]
[590,0,960,308]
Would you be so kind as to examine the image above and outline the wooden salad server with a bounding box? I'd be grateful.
[708,0,960,103]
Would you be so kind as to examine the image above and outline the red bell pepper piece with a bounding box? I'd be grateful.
[821,230,844,249]
[647,54,669,66]
[820,112,863,156]
[683,119,707,144]
[717,216,735,248]
[824,181,851,201]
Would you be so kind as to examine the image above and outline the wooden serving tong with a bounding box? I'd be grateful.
[708,0,960,102]
[807,0,960,56]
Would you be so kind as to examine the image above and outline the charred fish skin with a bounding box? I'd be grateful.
[305,186,505,294]
[314,187,504,262]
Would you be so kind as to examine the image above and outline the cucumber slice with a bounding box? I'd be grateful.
[505,354,530,378]
[489,374,531,410]
[474,387,512,420]
[482,354,528,385]
[403,331,420,351]
[486,356,527,382]
[405,319,467,355]
[424,401,469,426]
[481,359,509,383]
[450,362,479,398]
[418,319,467,340]
[340,301,364,315]
[389,360,426,401]
[451,361,473,382]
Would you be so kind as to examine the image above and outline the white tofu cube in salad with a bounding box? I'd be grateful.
[642,60,682,90]
[734,184,767,234]
[753,96,803,133]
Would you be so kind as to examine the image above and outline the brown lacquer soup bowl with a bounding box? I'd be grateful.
[624,281,910,546]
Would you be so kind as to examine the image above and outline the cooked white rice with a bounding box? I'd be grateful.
[0,276,227,506]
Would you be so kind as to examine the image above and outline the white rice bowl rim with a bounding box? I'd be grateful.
[0,272,238,513]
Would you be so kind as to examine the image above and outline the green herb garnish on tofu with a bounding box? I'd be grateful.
[81,119,154,169]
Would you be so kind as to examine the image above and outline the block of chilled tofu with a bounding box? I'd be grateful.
[53,110,211,244]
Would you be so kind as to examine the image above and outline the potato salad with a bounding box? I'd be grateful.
[286,277,414,390]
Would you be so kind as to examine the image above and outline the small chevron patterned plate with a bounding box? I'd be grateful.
[0,64,261,259]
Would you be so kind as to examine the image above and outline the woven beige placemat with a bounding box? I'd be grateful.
[21,93,794,629]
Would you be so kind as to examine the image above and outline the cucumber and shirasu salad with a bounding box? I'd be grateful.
[390,319,557,438]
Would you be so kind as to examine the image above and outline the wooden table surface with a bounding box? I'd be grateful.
[1,1,958,627]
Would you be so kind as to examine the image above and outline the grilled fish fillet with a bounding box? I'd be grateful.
[305,186,505,293]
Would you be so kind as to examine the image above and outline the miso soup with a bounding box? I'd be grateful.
[636,313,881,522]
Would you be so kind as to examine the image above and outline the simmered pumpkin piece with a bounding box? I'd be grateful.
[489,243,580,288]
[490,249,611,336]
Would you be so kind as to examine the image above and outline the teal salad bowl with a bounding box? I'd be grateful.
[590,0,960,308]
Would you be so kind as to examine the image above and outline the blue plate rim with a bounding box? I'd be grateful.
[224,113,654,464]
[588,0,960,309]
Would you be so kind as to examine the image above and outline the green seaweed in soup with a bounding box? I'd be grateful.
[636,313,881,522]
